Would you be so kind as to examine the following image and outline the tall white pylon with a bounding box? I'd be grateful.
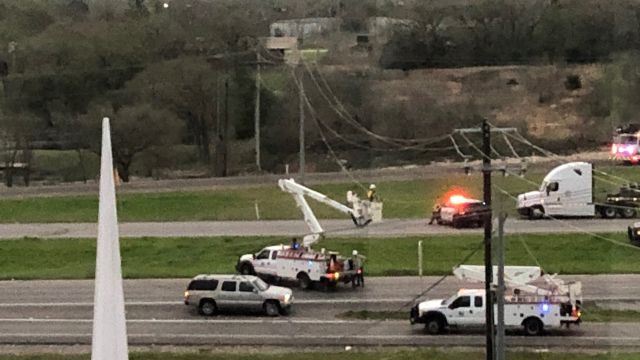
[91,117,129,360]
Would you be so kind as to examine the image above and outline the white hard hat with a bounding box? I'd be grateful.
[369,184,376,189]
[352,250,358,256]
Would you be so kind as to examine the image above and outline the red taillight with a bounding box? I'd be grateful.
[326,273,335,280]
[357,269,362,274]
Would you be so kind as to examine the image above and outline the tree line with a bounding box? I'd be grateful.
[1,0,640,183]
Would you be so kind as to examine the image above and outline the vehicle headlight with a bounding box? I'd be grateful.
[283,293,291,304]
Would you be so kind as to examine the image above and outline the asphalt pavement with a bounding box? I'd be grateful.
[1,275,639,348]
[0,218,634,239]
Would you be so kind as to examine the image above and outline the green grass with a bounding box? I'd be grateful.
[1,350,640,360]
[1,164,639,223]
[1,233,640,279]
[336,303,640,323]
[582,303,640,323]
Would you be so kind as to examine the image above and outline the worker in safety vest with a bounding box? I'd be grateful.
[428,203,442,225]
[291,237,301,250]
[367,184,378,202]
[351,250,364,288]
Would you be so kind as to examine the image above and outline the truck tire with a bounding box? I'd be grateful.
[620,207,637,219]
[239,262,255,275]
[297,272,312,290]
[263,300,280,317]
[528,207,544,220]
[424,316,444,335]
[601,207,618,219]
[523,317,543,336]
[199,299,217,316]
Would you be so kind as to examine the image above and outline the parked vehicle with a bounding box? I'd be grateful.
[435,195,490,228]
[236,179,368,289]
[611,124,640,164]
[184,274,293,316]
[410,265,582,336]
[237,245,360,289]
[517,162,640,219]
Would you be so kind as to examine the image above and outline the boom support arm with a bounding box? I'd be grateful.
[278,178,369,247]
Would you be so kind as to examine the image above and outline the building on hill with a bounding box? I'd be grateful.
[270,18,342,41]
[261,37,300,65]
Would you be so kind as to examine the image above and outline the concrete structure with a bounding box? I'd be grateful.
[91,118,128,360]
[270,18,342,40]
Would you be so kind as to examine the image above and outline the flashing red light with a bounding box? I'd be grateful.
[357,269,362,274]
[448,194,469,205]
[612,144,618,155]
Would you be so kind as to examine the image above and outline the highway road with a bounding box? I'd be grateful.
[0,218,634,239]
[1,275,639,348]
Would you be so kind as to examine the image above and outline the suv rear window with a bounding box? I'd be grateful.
[221,281,237,292]
[188,280,218,291]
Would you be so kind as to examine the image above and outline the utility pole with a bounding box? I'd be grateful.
[481,119,494,360]
[298,66,306,184]
[453,121,520,360]
[254,52,262,172]
[222,78,229,177]
[496,212,507,360]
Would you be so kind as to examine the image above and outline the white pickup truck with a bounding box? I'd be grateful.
[410,288,581,335]
[236,245,359,289]
[410,265,582,335]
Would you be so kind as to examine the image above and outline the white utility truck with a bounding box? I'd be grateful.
[236,179,373,289]
[410,265,582,335]
[517,162,640,219]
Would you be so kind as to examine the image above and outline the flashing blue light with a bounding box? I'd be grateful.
[308,260,313,267]
[542,303,549,312]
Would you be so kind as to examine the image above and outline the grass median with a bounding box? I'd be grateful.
[0,165,613,223]
[1,164,638,223]
[0,233,638,280]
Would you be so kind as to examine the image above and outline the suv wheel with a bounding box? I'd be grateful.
[297,272,312,290]
[264,301,280,317]
[199,299,217,316]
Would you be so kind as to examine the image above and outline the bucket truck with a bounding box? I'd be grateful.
[236,179,374,289]
[410,265,582,335]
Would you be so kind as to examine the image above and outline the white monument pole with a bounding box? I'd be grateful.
[91,118,129,360]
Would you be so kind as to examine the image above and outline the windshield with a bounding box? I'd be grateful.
[252,278,270,291]
[539,181,547,192]
[442,293,458,305]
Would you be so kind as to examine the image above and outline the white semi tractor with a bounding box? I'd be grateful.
[517,162,640,219]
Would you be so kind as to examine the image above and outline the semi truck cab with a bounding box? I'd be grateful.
[517,162,595,218]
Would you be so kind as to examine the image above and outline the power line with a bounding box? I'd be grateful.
[302,59,458,148]
[463,135,640,251]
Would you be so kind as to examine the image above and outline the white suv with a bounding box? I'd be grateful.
[184,274,293,316]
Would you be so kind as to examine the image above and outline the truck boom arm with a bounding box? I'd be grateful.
[453,265,582,304]
[278,178,366,246]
